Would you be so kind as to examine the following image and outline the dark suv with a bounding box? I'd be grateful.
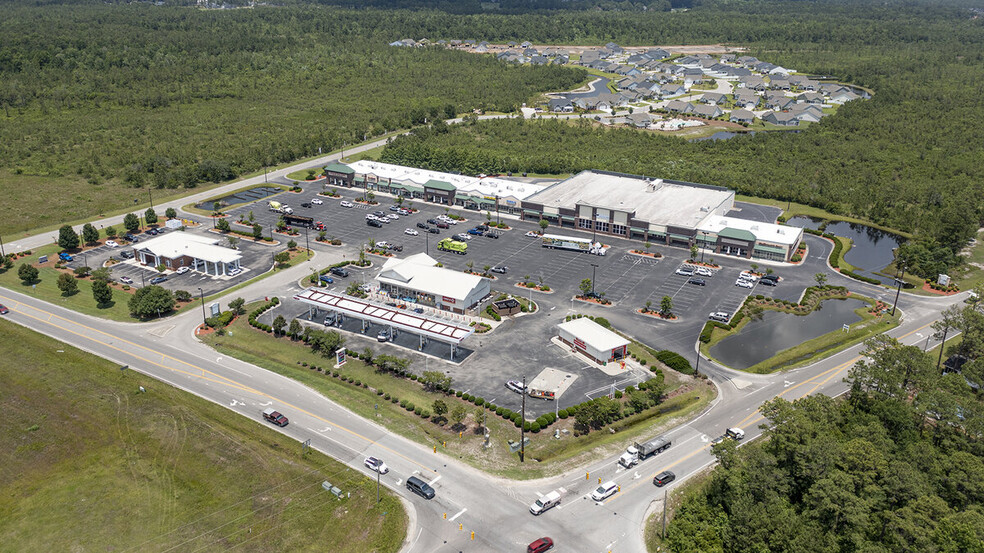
[653,471,676,487]
[330,266,349,278]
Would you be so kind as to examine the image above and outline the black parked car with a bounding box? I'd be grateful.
[687,278,706,286]
[119,250,134,259]
[330,266,349,277]
[367,219,382,227]
[301,202,312,208]
[485,231,499,239]
[417,222,429,229]
[760,278,778,286]
[426,218,439,225]
[761,274,780,283]
[428,227,440,234]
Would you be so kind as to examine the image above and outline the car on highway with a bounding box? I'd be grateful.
[0,304,9,315]
[119,276,133,284]
[175,266,190,275]
[300,202,312,208]
[262,408,289,427]
[695,267,713,277]
[527,537,554,553]
[653,471,676,487]
[491,266,508,274]
[150,276,168,285]
[708,311,730,322]
[759,278,777,286]
[591,481,618,501]
[506,380,526,394]
[58,252,74,262]
[330,266,349,278]
[404,228,419,236]
[675,267,695,277]
[340,200,354,208]
[311,198,323,205]
[406,476,435,499]
[726,427,746,440]
[687,277,706,286]
[735,278,754,288]
[363,456,389,474]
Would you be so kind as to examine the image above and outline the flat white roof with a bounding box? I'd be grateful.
[557,317,629,353]
[377,253,487,301]
[527,171,734,230]
[292,289,473,344]
[348,160,546,201]
[135,232,242,264]
[698,215,802,246]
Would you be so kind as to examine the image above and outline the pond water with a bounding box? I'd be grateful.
[786,216,905,285]
[710,298,867,370]
[196,187,282,210]
[690,131,755,142]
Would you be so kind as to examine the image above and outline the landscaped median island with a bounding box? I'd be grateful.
[0,319,407,552]
[699,285,901,374]
[204,301,713,479]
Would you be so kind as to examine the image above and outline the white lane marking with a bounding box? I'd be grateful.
[229,399,244,407]
[448,508,467,522]
[429,475,442,485]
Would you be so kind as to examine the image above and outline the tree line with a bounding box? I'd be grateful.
[662,296,984,551]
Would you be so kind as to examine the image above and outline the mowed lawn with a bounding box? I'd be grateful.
[0,320,406,553]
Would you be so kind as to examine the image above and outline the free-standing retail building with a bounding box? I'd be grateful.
[521,170,803,262]
[133,233,243,276]
[557,317,629,364]
[376,253,491,314]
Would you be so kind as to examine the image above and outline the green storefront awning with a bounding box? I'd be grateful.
[353,176,366,183]
[424,179,456,192]
[630,227,647,232]
[323,162,354,175]
[718,227,756,242]
[457,194,483,204]
[562,216,575,221]
[668,233,692,241]
[402,183,424,193]
[753,244,787,254]
[524,209,541,216]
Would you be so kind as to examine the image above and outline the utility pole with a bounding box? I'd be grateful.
[520,375,526,463]
[197,287,207,328]
[661,489,668,538]
[305,226,310,261]
[148,188,154,212]
[590,263,598,296]
[936,324,949,373]
[891,265,905,316]
[495,194,500,225]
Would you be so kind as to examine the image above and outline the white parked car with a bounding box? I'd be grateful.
[105,240,119,248]
[506,380,526,394]
[735,278,754,288]
[739,271,759,281]
[176,266,190,275]
[311,198,323,205]
[119,276,133,284]
[525,231,539,238]
[228,268,242,276]
[364,456,389,474]
[675,267,694,277]
[404,228,419,236]
[695,267,713,277]
[340,200,354,208]
[386,213,399,220]
[591,481,619,501]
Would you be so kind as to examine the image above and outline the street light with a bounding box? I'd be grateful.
[197,287,207,328]
[519,374,527,463]
[590,263,599,296]
[305,226,311,261]
[699,231,709,263]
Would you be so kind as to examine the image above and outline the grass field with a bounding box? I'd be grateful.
[204,304,714,479]
[0,319,407,553]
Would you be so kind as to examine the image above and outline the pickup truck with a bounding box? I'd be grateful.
[530,490,561,515]
[262,408,289,427]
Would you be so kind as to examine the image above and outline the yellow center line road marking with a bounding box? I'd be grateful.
[607,318,940,506]
[6,297,437,474]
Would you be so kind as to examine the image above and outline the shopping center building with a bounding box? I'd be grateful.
[521,170,803,262]
[376,253,491,314]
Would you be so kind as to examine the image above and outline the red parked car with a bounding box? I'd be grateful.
[527,537,554,553]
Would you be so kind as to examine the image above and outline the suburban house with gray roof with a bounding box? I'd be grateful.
[729,109,755,124]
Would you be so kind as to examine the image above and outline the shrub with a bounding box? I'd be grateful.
[410,374,418,381]
[511,413,522,424]
[354,380,361,387]
[331,370,339,377]
[495,406,505,416]
[475,397,485,406]
[414,406,422,416]
[655,350,694,375]
[462,393,471,401]
[614,390,623,399]
[639,359,647,365]
[399,399,407,408]
[530,422,541,433]
[420,410,430,419]
[456,390,463,397]
[384,393,391,400]
[558,408,569,419]
[391,397,399,403]
[523,421,532,432]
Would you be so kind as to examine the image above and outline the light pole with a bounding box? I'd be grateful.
[936,324,949,373]
[197,287,207,328]
[590,263,598,296]
[520,375,526,463]
[495,194,500,225]
[699,231,708,263]
[148,188,154,212]
[891,265,905,317]
[305,226,311,261]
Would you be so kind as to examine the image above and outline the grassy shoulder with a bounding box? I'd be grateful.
[700,292,900,374]
[204,305,714,479]
[0,319,407,553]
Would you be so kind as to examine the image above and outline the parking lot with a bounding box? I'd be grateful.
[214,181,832,411]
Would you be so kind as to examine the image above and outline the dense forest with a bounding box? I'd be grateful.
[2,0,984,252]
[663,319,984,552]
